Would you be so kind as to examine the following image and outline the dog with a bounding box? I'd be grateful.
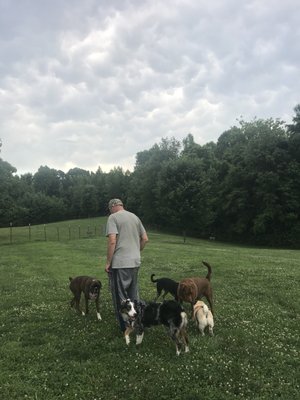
[150,274,179,301]
[193,300,214,336]
[69,276,102,321]
[120,299,189,355]
[177,261,213,314]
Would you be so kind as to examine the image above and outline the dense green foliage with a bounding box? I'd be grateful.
[0,221,299,399]
[1,106,300,246]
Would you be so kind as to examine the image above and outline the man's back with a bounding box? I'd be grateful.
[106,210,146,268]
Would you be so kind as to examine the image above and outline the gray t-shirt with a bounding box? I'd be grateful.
[106,210,146,268]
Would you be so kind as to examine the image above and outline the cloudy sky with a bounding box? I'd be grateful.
[0,0,299,175]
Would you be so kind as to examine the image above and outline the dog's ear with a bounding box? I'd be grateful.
[97,280,102,289]
[69,277,73,282]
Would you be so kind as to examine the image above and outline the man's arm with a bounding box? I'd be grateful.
[140,232,149,251]
[105,233,117,272]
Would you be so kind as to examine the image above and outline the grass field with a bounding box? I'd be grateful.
[0,217,299,400]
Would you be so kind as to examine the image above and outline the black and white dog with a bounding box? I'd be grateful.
[151,274,179,301]
[120,299,189,355]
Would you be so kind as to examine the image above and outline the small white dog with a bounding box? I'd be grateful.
[193,300,214,336]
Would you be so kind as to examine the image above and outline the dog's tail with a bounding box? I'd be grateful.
[202,261,212,281]
[69,277,73,282]
[151,274,158,283]
[203,303,209,318]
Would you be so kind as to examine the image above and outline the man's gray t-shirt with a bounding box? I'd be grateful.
[106,210,146,268]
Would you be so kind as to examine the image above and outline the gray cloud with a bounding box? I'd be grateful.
[0,0,299,175]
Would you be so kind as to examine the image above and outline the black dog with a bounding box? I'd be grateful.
[120,299,189,355]
[69,276,102,321]
[151,274,179,301]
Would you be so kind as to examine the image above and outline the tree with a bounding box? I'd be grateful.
[214,117,300,245]
[155,158,215,236]
[104,167,129,204]
[287,104,300,134]
[33,166,65,197]
[80,184,98,218]
[0,159,18,226]
[128,137,181,223]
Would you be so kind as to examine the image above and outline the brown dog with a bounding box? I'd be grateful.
[69,276,102,321]
[177,261,213,315]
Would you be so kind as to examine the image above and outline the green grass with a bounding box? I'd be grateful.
[0,219,299,399]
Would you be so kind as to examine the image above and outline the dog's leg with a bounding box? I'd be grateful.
[178,328,189,353]
[95,297,102,321]
[205,292,214,316]
[180,313,189,353]
[74,294,82,315]
[198,318,205,336]
[136,332,144,345]
[208,300,214,316]
[183,329,189,353]
[174,331,182,355]
[70,297,75,308]
[178,313,189,353]
[124,327,133,345]
[155,288,162,301]
[84,296,89,316]
[169,326,183,355]
[190,302,194,318]
[196,316,205,335]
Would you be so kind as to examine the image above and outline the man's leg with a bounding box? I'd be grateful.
[111,269,127,332]
[111,268,140,332]
[126,267,140,301]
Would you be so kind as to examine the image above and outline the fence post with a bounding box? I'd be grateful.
[10,222,12,244]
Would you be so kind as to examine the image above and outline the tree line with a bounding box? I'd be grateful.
[1,105,300,247]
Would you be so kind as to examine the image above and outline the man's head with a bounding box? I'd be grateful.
[108,198,124,213]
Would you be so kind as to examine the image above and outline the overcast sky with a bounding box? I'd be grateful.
[0,0,299,175]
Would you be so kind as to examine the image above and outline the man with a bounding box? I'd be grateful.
[105,198,148,331]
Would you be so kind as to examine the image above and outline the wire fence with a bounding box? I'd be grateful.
[0,222,106,245]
